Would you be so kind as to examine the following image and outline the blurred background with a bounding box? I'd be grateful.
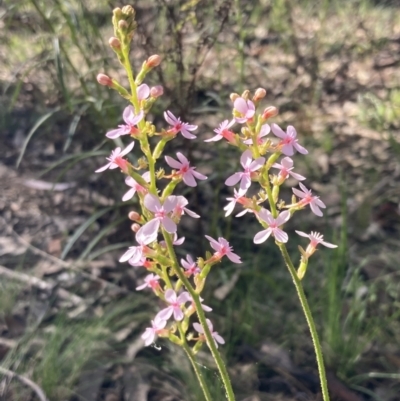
[1,0,400,400]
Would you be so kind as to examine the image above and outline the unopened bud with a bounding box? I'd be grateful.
[230,93,240,102]
[146,55,161,68]
[113,8,122,19]
[150,85,164,98]
[128,211,141,221]
[241,89,250,100]
[253,88,266,101]
[121,5,135,17]
[262,106,278,120]
[108,37,121,49]
[118,20,128,30]
[131,223,141,232]
[97,73,113,87]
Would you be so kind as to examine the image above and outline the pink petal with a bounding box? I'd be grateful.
[271,123,286,139]
[310,203,323,217]
[182,172,197,187]
[281,144,294,156]
[240,150,253,168]
[281,157,294,169]
[106,128,125,139]
[120,142,135,157]
[273,228,288,243]
[173,308,184,321]
[225,173,242,187]
[293,142,308,155]
[176,152,189,165]
[144,194,161,212]
[165,156,182,169]
[95,162,112,173]
[234,97,248,114]
[165,289,177,303]
[193,322,204,334]
[163,196,178,213]
[136,219,160,244]
[137,84,150,100]
[295,230,309,238]
[275,210,291,226]
[254,228,272,244]
[123,106,134,123]
[122,188,136,201]
[249,157,265,171]
[227,251,242,264]
[161,216,177,233]
[164,110,177,125]
[293,188,306,199]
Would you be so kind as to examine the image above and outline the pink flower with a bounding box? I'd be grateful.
[141,316,167,346]
[243,124,270,145]
[172,196,200,219]
[129,256,149,268]
[224,188,251,217]
[156,289,191,321]
[225,150,265,192]
[205,235,242,264]
[106,107,144,139]
[181,255,201,276]
[165,152,207,187]
[119,244,146,264]
[137,84,150,101]
[122,172,151,201]
[271,124,308,156]
[234,97,255,123]
[292,183,326,217]
[254,209,291,244]
[205,119,236,143]
[136,194,178,243]
[164,111,198,139]
[95,142,134,173]
[193,319,225,348]
[136,274,160,291]
[272,157,306,182]
[296,231,337,256]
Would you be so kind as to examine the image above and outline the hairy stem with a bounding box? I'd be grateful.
[162,230,236,401]
[278,243,330,401]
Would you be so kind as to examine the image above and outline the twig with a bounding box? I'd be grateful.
[0,265,83,306]
[0,366,49,401]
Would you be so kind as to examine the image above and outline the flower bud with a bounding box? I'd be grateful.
[230,93,240,102]
[108,37,121,49]
[96,73,113,87]
[131,223,140,232]
[121,5,135,17]
[128,211,141,221]
[241,89,250,100]
[150,85,164,98]
[146,55,161,68]
[253,88,266,101]
[113,7,122,19]
[118,20,128,30]
[262,106,278,120]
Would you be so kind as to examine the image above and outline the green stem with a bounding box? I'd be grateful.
[162,230,236,401]
[179,327,213,401]
[278,243,330,401]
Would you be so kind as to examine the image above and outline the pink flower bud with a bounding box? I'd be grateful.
[108,37,121,49]
[97,73,113,87]
[253,88,266,101]
[131,223,140,232]
[118,20,128,30]
[262,106,278,120]
[150,85,164,98]
[146,55,161,68]
[128,211,141,221]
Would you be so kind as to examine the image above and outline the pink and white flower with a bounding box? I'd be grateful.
[225,150,265,193]
[292,183,326,217]
[119,243,146,264]
[136,274,161,291]
[172,196,200,219]
[95,142,134,173]
[205,235,242,264]
[164,111,198,139]
[271,124,308,156]
[243,124,270,145]
[234,97,255,123]
[106,106,144,139]
[295,231,337,256]
[136,194,178,243]
[181,255,201,276]
[224,188,252,217]
[205,119,236,143]
[193,319,225,348]
[272,157,306,182]
[122,172,151,201]
[141,316,167,346]
[156,289,191,321]
[254,209,291,244]
[165,152,207,187]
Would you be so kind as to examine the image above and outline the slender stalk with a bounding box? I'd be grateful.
[162,230,236,401]
[278,243,330,401]
[179,328,213,401]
